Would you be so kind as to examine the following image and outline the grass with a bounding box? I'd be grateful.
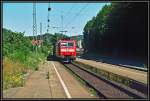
[89,88,97,97]
[46,72,49,79]
[23,52,45,71]
[3,57,26,90]
[3,28,52,90]
[3,52,46,90]
[73,61,133,87]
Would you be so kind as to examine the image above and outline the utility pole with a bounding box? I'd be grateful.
[61,12,63,35]
[46,3,51,55]
[40,22,42,46]
[33,3,37,53]
[46,3,51,45]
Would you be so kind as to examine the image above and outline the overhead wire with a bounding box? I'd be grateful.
[63,3,89,31]
[63,3,76,20]
[63,3,89,36]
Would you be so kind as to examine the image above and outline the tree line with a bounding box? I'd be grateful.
[83,2,148,59]
[3,28,69,62]
[3,28,69,89]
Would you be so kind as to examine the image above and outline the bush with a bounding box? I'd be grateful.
[3,28,53,89]
[3,58,25,89]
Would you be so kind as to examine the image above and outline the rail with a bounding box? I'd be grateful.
[61,62,147,99]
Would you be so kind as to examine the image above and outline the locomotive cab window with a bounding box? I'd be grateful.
[68,42,74,47]
[61,42,67,47]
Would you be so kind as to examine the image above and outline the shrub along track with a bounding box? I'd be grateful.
[61,62,147,99]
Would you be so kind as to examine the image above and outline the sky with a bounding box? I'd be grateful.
[3,2,110,36]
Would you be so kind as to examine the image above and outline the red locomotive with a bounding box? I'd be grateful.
[55,39,76,62]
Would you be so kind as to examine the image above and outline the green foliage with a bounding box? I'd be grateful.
[89,88,97,96]
[3,28,54,89]
[3,57,26,90]
[83,3,148,59]
[46,72,49,79]
[3,72,24,89]
[3,28,71,89]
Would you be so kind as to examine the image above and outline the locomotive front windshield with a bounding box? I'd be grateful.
[61,42,67,47]
[60,42,74,47]
[68,42,74,47]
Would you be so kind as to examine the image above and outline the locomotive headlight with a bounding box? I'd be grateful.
[69,49,74,52]
[61,49,66,52]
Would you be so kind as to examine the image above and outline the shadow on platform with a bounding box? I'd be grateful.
[80,53,147,68]
[47,55,58,61]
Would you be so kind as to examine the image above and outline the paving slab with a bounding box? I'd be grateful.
[76,58,147,84]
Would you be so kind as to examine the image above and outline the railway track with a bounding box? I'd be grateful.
[62,62,148,99]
